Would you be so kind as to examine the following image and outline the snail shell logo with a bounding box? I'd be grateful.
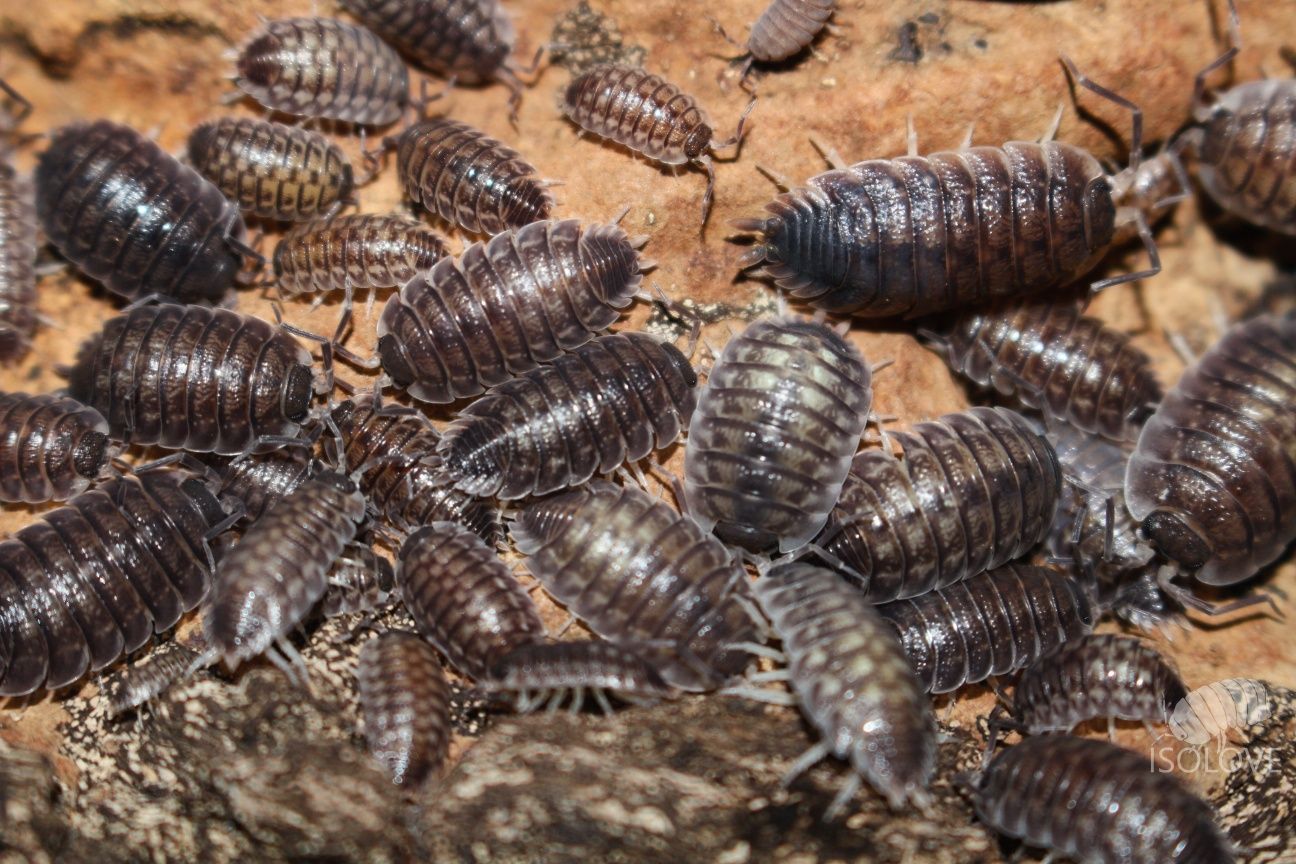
[1168,678,1272,745]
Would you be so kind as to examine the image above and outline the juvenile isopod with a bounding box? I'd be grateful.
[65,304,316,456]
[233,17,409,125]
[356,631,452,788]
[754,562,935,817]
[439,331,697,499]
[35,120,247,305]
[713,0,836,82]
[561,63,754,227]
[319,544,397,618]
[187,117,354,223]
[479,640,675,714]
[393,118,552,236]
[817,406,1060,602]
[876,563,1094,694]
[199,448,316,523]
[684,315,872,553]
[0,80,37,363]
[973,736,1235,863]
[1169,677,1272,745]
[377,218,646,403]
[0,469,227,695]
[273,213,447,300]
[102,636,205,717]
[512,482,759,692]
[0,391,117,503]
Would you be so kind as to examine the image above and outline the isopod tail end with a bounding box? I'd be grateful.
[734,243,768,271]
[728,216,768,234]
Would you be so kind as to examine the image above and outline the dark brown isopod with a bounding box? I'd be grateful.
[439,332,697,499]
[35,120,246,304]
[198,448,315,523]
[377,218,646,403]
[328,399,500,543]
[974,736,1235,863]
[187,117,354,223]
[512,482,759,692]
[319,544,397,618]
[356,631,451,788]
[684,316,873,553]
[0,470,226,695]
[341,0,515,86]
[394,118,552,236]
[273,213,447,298]
[0,128,37,363]
[233,17,409,125]
[817,406,1061,602]
[65,304,316,456]
[204,471,366,667]
[1125,314,1296,586]
[397,521,545,681]
[561,63,753,226]
[926,298,1162,442]
[480,640,675,713]
[754,562,935,816]
[876,563,1094,694]
[0,391,117,503]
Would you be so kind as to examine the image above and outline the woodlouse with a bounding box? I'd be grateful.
[925,298,1163,442]
[273,213,447,299]
[341,0,516,87]
[1125,314,1296,586]
[974,736,1235,863]
[561,63,754,227]
[356,631,451,788]
[394,118,552,236]
[319,544,397,618]
[199,448,315,523]
[684,315,872,553]
[187,117,354,223]
[754,562,935,816]
[715,0,835,81]
[233,17,409,125]
[103,637,204,717]
[0,81,36,364]
[480,640,675,714]
[35,120,246,305]
[328,399,501,543]
[438,332,697,500]
[0,469,226,695]
[1169,677,1272,745]
[377,218,646,403]
[818,406,1061,602]
[876,563,1094,694]
[397,521,545,681]
[511,482,759,692]
[0,391,117,503]
[204,471,366,667]
[65,304,316,456]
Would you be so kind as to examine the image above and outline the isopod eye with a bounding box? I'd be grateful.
[660,341,699,388]
[1081,177,1117,251]
[72,431,112,480]
[377,334,415,389]
[683,124,713,161]
[1141,510,1212,571]
[282,365,314,424]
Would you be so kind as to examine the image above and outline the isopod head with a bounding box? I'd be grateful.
[282,364,315,424]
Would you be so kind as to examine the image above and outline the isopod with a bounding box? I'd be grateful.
[187,117,354,223]
[35,120,246,304]
[273,213,447,299]
[356,631,451,788]
[684,315,872,553]
[974,736,1235,863]
[204,471,366,667]
[199,448,316,523]
[716,0,835,80]
[0,391,117,503]
[0,469,226,695]
[561,63,754,227]
[0,81,37,363]
[319,544,397,618]
[377,218,645,403]
[393,118,552,236]
[511,482,759,692]
[1169,677,1272,745]
[103,636,205,717]
[876,563,1094,694]
[65,304,316,456]
[439,331,697,499]
[817,406,1060,601]
[1125,314,1296,586]
[479,640,675,714]
[925,297,1162,442]
[233,17,409,125]
[340,0,516,87]
[397,521,545,681]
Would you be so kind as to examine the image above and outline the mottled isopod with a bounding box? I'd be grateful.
[320,544,397,618]
[102,637,204,717]
[974,736,1235,863]
[480,640,675,713]
[233,17,409,125]
[273,213,447,298]
[35,120,246,304]
[397,521,545,681]
[187,117,354,223]
[1125,314,1296,586]
[684,316,871,553]
[0,391,117,503]
[439,332,697,499]
[356,631,451,788]
[0,82,37,363]
[377,218,645,403]
[0,470,226,695]
[341,0,516,86]
[876,563,1094,694]
[817,406,1061,601]
[512,482,759,692]
[65,304,316,456]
